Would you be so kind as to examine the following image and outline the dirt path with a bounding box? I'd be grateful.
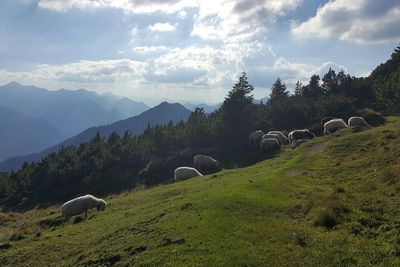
[285,142,330,177]
[305,141,330,157]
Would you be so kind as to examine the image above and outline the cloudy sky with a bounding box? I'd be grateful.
[0,0,399,105]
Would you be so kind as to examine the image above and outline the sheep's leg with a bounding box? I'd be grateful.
[85,210,88,220]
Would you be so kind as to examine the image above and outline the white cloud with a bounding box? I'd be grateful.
[292,0,400,44]
[130,25,139,36]
[38,0,303,42]
[191,0,303,41]
[272,57,346,84]
[38,0,198,14]
[0,59,147,84]
[148,22,177,32]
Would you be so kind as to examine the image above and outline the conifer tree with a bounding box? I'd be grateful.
[269,78,288,101]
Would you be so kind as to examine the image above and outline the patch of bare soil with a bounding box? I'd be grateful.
[305,142,330,157]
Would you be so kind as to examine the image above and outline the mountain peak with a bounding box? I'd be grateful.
[5,81,22,87]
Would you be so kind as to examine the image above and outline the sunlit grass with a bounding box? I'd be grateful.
[1,117,400,266]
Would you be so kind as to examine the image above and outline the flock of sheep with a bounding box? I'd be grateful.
[60,116,369,222]
[60,154,223,222]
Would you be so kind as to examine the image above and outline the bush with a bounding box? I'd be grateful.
[313,209,338,229]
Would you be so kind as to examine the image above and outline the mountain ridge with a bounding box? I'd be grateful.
[0,106,66,162]
[0,82,150,137]
[0,101,191,171]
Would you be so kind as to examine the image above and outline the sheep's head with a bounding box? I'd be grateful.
[97,200,107,211]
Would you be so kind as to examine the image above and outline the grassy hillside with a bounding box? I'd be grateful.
[1,117,400,266]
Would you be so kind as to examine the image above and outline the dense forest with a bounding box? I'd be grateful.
[1,45,399,209]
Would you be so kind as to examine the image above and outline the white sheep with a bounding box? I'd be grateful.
[288,129,315,143]
[266,131,289,145]
[348,116,369,128]
[323,118,348,134]
[249,130,264,149]
[262,133,284,145]
[194,154,221,174]
[174,167,203,182]
[61,194,107,220]
[259,138,281,153]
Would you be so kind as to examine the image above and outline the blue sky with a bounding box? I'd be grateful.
[0,0,399,105]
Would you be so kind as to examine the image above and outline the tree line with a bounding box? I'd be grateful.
[0,45,398,209]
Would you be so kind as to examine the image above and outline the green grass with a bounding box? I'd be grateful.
[1,117,400,266]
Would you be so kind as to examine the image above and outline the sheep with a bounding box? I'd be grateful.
[249,130,264,149]
[259,138,281,153]
[262,133,285,145]
[61,194,107,221]
[194,154,221,174]
[348,116,369,128]
[291,139,310,149]
[266,131,289,145]
[174,167,203,182]
[320,117,336,128]
[323,118,348,134]
[288,129,315,144]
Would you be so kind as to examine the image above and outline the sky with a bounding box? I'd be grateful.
[0,0,399,105]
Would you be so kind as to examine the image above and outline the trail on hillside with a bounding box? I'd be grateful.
[285,141,330,177]
[305,141,330,157]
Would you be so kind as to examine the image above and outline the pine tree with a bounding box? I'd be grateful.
[294,80,303,96]
[303,74,323,99]
[322,68,338,94]
[220,72,255,150]
[223,72,254,106]
[269,78,288,101]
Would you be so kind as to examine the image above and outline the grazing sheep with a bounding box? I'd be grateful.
[320,117,336,128]
[266,131,289,145]
[262,133,285,145]
[323,118,348,134]
[291,139,310,149]
[288,129,315,144]
[249,130,264,149]
[61,194,107,220]
[260,138,281,153]
[174,167,203,182]
[348,116,369,128]
[194,154,221,174]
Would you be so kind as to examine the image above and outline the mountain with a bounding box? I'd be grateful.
[0,102,191,171]
[253,97,269,104]
[184,97,269,113]
[0,106,65,162]
[184,102,222,113]
[0,82,149,137]
[57,102,191,145]
[112,97,149,119]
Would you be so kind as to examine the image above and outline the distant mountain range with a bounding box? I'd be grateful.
[184,97,268,113]
[0,106,66,162]
[0,82,149,137]
[0,102,191,171]
[184,103,222,113]
[254,97,269,104]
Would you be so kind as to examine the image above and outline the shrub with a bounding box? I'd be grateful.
[313,209,338,229]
